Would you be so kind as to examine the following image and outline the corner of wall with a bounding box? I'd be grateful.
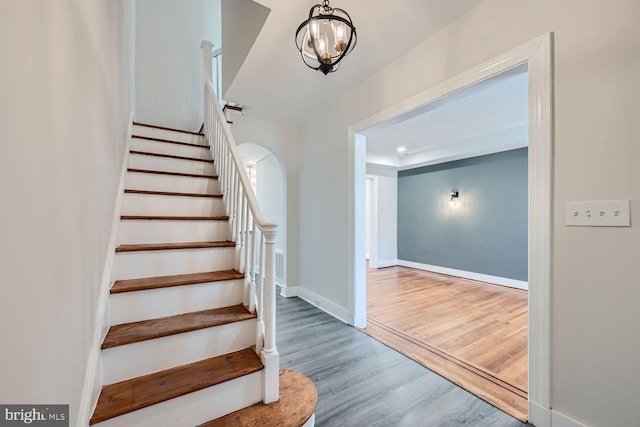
[529,401,551,427]
[296,287,351,325]
[277,283,299,298]
[76,116,133,427]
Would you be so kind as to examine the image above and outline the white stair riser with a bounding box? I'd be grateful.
[93,371,262,427]
[121,193,225,217]
[133,125,205,145]
[131,138,211,160]
[117,220,230,245]
[129,154,215,176]
[102,319,256,384]
[125,172,220,194]
[113,247,236,280]
[110,279,245,324]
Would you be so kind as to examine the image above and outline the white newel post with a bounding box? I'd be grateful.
[200,40,214,129]
[261,224,280,403]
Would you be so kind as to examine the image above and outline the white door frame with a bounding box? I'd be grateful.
[365,175,378,268]
[347,33,553,426]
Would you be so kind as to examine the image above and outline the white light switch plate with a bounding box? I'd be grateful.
[565,200,631,227]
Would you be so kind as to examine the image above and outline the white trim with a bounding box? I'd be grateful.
[552,410,589,427]
[365,175,378,269]
[301,413,315,427]
[348,33,553,417]
[350,133,367,328]
[277,283,299,298]
[529,401,551,427]
[297,287,351,324]
[77,115,133,427]
[398,260,528,290]
[375,259,399,269]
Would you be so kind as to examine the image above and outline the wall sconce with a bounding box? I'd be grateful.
[449,191,459,208]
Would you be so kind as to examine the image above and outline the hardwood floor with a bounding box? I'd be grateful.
[364,266,528,421]
[277,293,528,427]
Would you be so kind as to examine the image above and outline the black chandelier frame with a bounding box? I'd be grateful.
[295,0,357,75]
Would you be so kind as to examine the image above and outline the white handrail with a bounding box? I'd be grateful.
[201,41,279,404]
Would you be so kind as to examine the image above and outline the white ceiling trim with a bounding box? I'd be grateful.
[366,125,528,171]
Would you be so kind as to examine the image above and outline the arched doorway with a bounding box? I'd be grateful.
[237,143,287,294]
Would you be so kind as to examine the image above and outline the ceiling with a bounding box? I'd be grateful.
[224,0,484,121]
[364,67,529,169]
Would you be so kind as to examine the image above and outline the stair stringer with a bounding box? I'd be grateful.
[78,115,134,426]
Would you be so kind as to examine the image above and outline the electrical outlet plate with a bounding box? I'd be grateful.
[565,200,631,227]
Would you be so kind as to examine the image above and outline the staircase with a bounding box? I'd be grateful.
[89,122,316,426]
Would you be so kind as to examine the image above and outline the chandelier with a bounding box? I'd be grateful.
[295,0,357,75]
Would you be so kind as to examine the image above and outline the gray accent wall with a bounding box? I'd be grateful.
[397,148,528,281]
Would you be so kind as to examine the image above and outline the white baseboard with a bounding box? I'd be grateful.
[301,413,315,427]
[77,115,133,427]
[296,288,351,324]
[375,259,398,268]
[529,401,551,427]
[397,260,528,290]
[277,283,298,298]
[551,410,589,427]
[528,401,590,427]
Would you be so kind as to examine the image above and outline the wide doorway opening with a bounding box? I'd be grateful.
[360,65,530,421]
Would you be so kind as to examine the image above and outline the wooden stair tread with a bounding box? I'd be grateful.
[133,121,204,136]
[121,215,229,221]
[111,270,244,294]
[130,150,213,163]
[132,135,208,149]
[102,305,256,349]
[124,189,223,198]
[127,168,218,179]
[198,369,317,427]
[116,241,234,252]
[90,348,263,425]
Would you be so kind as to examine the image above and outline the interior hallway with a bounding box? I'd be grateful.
[276,293,526,427]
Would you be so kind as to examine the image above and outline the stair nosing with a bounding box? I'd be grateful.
[129,150,214,163]
[127,168,218,179]
[89,348,263,425]
[101,305,256,349]
[132,134,209,148]
[124,189,223,198]
[115,241,234,252]
[133,121,205,136]
[120,215,229,221]
[111,270,244,294]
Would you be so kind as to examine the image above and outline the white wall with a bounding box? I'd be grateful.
[366,167,398,268]
[255,154,284,251]
[0,1,131,425]
[297,1,640,426]
[221,0,269,97]
[135,0,220,131]
[229,114,300,289]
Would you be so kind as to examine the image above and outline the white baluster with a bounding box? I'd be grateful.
[255,230,264,354]
[229,166,237,242]
[247,217,256,313]
[235,185,243,270]
[261,225,279,403]
[239,195,247,273]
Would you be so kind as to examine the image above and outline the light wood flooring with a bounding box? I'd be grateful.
[363,266,528,421]
[277,293,528,427]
